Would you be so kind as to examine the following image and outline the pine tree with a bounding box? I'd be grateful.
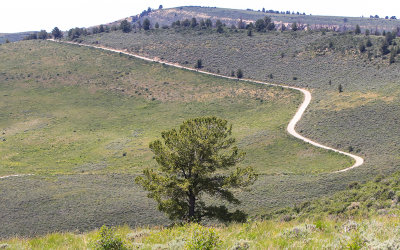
[191,18,198,28]
[38,30,48,39]
[135,117,257,222]
[359,43,366,53]
[205,19,212,28]
[51,27,63,39]
[120,20,132,33]
[195,59,202,69]
[381,41,390,55]
[237,69,243,78]
[216,20,223,33]
[255,19,265,32]
[292,22,298,31]
[143,18,151,30]
[355,24,361,34]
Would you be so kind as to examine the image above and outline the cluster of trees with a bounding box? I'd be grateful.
[355,29,399,64]
[67,27,87,40]
[353,25,400,38]
[262,8,306,15]
[171,18,214,29]
[254,16,275,32]
[66,23,114,40]
[369,15,397,19]
[131,5,163,23]
[248,7,307,15]
[169,16,302,34]
[24,27,63,41]
[120,18,152,33]
[91,24,110,34]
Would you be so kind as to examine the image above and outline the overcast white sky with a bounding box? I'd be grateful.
[0,0,399,33]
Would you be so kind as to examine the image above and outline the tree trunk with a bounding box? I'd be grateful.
[188,193,196,221]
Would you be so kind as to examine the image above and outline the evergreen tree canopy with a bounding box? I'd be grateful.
[120,20,132,33]
[136,117,257,222]
[355,24,361,34]
[143,18,151,30]
[205,19,212,28]
[38,30,49,40]
[51,27,63,39]
[291,22,298,31]
[191,18,198,28]
[255,19,266,32]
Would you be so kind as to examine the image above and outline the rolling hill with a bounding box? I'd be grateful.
[128,6,400,32]
[79,15,400,181]
[2,5,400,242]
[0,32,33,44]
[0,40,354,237]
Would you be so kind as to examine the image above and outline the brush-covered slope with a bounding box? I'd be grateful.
[80,25,400,182]
[3,172,400,249]
[0,40,353,237]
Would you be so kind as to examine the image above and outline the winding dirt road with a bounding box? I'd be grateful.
[41,40,362,173]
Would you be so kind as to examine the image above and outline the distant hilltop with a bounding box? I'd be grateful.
[117,6,399,33]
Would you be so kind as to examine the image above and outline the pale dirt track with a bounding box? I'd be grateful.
[13,39,360,174]
[0,174,33,179]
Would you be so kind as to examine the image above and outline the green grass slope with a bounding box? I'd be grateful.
[0,40,351,237]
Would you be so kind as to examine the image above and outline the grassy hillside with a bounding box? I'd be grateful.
[133,6,400,32]
[0,40,353,237]
[80,27,400,178]
[3,172,400,249]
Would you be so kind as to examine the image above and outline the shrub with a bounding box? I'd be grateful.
[185,224,221,250]
[247,29,252,36]
[366,38,372,47]
[338,84,343,93]
[346,232,365,250]
[92,225,126,250]
[237,69,243,78]
[231,239,251,249]
[195,59,202,69]
[389,50,396,64]
[359,44,366,53]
